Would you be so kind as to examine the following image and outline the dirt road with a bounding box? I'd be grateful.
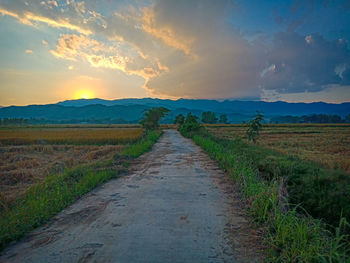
[0,130,261,263]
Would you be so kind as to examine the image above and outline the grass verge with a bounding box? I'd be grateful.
[122,130,162,158]
[0,130,162,251]
[182,128,349,262]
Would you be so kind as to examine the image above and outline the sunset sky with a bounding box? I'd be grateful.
[0,0,350,106]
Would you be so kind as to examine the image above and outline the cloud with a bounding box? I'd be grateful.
[51,33,168,80]
[25,49,33,54]
[0,0,96,35]
[141,7,195,57]
[1,0,350,100]
[41,39,48,45]
[261,32,350,93]
[134,0,266,98]
[40,0,58,9]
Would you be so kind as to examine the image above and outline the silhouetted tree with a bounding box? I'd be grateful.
[178,112,201,133]
[246,111,264,143]
[174,114,185,125]
[140,107,169,131]
[219,114,228,124]
[201,111,217,124]
[345,114,350,123]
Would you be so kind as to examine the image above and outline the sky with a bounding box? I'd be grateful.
[0,0,350,106]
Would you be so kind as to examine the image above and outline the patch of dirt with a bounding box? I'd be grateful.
[56,201,110,227]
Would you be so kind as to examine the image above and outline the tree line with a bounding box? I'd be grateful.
[174,111,228,124]
[2,112,350,126]
[0,118,135,125]
[270,113,350,124]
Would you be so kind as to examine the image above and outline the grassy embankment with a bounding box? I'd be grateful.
[181,126,350,262]
[0,130,162,251]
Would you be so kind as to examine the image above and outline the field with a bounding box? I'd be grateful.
[0,126,143,145]
[206,124,350,173]
[0,126,143,209]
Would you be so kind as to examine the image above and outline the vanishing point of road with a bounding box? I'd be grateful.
[0,130,261,263]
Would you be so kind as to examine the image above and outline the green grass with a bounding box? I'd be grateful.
[182,127,350,262]
[0,130,162,251]
[0,167,116,250]
[122,130,162,158]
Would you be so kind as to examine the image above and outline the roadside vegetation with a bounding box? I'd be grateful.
[178,116,350,262]
[0,127,162,251]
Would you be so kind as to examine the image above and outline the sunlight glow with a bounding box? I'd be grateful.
[74,89,95,99]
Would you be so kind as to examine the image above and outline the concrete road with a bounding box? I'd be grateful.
[0,130,261,263]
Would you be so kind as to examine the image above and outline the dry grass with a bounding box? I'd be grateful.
[0,127,143,145]
[207,124,350,173]
[0,144,124,207]
[0,126,144,209]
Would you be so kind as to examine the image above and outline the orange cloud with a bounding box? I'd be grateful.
[51,34,168,81]
[0,8,91,35]
[141,7,195,57]
[50,34,101,60]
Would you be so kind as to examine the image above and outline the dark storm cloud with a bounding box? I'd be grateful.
[261,32,350,93]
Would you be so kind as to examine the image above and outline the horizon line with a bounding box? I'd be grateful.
[1,97,350,108]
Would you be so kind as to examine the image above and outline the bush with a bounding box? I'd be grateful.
[246,111,264,143]
[178,112,201,135]
[174,114,185,125]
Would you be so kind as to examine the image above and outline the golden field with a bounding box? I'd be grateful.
[0,127,143,145]
[0,126,144,208]
[206,124,350,173]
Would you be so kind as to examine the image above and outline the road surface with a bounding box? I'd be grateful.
[0,130,261,263]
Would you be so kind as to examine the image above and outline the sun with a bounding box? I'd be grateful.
[74,90,95,99]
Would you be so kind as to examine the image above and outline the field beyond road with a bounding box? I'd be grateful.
[207,124,350,173]
[0,130,262,262]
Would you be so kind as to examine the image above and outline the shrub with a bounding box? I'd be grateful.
[247,111,264,143]
[178,112,201,135]
[140,107,169,131]
[174,114,185,125]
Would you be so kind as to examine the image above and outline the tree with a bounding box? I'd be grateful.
[140,107,169,131]
[186,112,199,123]
[246,111,264,143]
[201,111,217,124]
[345,114,350,123]
[178,113,201,133]
[219,114,228,124]
[174,114,185,125]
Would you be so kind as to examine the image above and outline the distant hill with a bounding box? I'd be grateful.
[0,98,349,124]
[0,104,149,123]
[57,98,350,116]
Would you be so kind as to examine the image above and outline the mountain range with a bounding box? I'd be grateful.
[0,98,349,124]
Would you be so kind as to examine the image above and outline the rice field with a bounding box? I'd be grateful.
[206,124,350,172]
[0,126,144,209]
[0,127,143,145]
[0,144,124,206]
